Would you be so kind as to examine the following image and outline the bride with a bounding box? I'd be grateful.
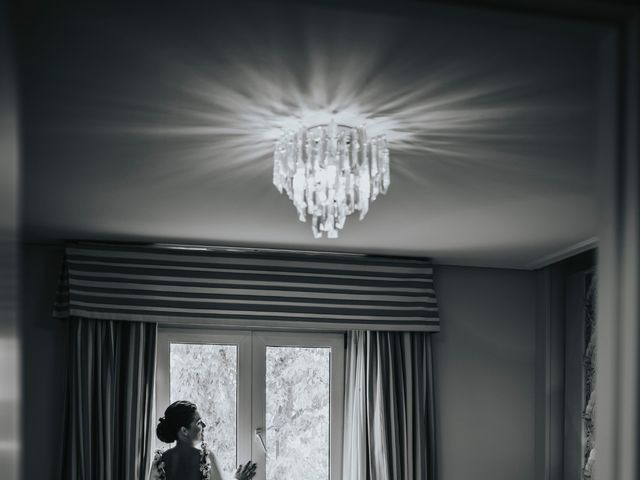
[150,400,257,480]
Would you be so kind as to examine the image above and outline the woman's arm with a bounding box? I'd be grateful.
[149,450,165,480]
[208,451,225,480]
[148,463,162,480]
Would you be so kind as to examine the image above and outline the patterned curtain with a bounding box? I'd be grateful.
[60,318,157,480]
[342,331,437,480]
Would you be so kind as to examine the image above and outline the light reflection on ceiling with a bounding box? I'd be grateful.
[18,1,603,267]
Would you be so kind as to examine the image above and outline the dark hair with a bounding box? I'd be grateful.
[156,400,198,443]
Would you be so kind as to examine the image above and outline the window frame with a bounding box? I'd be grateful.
[251,332,345,480]
[156,328,345,480]
[156,328,253,466]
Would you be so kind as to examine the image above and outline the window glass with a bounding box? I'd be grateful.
[170,343,237,472]
[265,346,331,480]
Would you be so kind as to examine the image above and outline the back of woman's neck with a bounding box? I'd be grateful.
[175,440,198,450]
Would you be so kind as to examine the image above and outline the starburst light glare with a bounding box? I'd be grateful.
[272,120,390,238]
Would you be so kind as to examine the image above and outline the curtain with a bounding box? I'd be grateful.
[343,331,437,480]
[60,317,157,480]
[53,243,439,332]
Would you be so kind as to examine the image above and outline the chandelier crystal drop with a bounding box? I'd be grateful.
[273,120,390,238]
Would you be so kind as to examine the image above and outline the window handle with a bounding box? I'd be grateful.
[255,428,267,453]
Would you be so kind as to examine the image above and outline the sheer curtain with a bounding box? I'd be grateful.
[59,318,157,480]
[342,330,437,480]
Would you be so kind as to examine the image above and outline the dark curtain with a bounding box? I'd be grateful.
[60,318,157,480]
[343,330,437,480]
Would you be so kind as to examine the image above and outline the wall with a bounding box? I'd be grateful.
[21,246,540,479]
[433,265,537,480]
[20,244,66,480]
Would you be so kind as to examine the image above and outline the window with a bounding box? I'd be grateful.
[156,329,345,480]
[169,342,239,472]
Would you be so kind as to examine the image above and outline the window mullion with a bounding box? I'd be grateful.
[251,333,268,480]
[236,333,253,470]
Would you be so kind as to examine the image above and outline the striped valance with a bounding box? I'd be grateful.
[54,244,440,332]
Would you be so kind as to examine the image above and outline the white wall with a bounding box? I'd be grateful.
[433,265,537,480]
[21,246,539,480]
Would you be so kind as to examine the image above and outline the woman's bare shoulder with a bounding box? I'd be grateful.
[207,449,221,467]
[207,450,226,480]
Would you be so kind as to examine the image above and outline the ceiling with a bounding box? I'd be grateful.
[17,1,605,268]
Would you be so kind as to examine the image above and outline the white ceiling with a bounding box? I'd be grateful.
[18,1,604,268]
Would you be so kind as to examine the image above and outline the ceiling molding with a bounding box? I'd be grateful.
[526,237,598,270]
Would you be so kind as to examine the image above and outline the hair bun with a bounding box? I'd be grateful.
[156,400,197,444]
[156,416,176,443]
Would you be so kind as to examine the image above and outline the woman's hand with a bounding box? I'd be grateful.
[234,461,257,480]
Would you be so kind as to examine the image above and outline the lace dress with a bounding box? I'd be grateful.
[151,442,220,480]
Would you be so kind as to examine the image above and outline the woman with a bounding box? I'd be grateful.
[150,400,257,480]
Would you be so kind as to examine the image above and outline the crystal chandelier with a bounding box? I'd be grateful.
[273,120,390,238]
